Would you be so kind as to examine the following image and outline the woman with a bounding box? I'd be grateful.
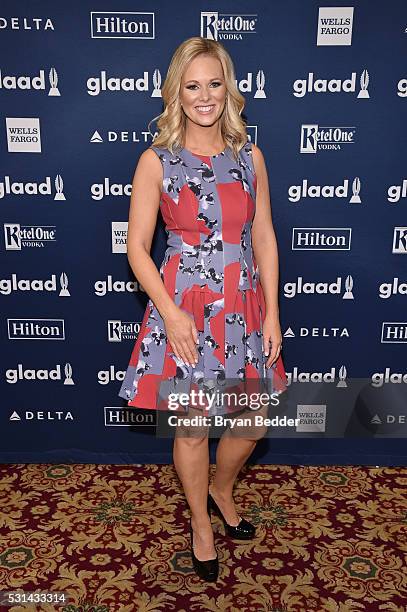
[118,36,287,582]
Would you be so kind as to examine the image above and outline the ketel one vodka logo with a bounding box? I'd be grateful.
[0,174,65,200]
[200,12,258,41]
[0,67,60,96]
[293,69,370,98]
[392,227,407,254]
[300,125,356,154]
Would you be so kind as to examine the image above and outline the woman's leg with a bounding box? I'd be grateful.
[209,404,268,524]
[209,437,257,524]
[173,407,215,560]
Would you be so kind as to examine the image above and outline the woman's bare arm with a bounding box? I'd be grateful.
[251,143,282,366]
[126,149,199,366]
[251,143,280,320]
[126,148,177,320]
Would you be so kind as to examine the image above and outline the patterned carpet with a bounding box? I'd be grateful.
[0,463,406,612]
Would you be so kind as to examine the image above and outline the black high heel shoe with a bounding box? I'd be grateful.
[207,491,256,540]
[189,517,219,582]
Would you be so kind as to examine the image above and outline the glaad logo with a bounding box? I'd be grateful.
[6,363,75,384]
[283,276,354,299]
[379,278,407,299]
[292,228,352,250]
[0,67,60,95]
[98,365,124,385]
[0,272,70,296]
[4,223,57,250]
[387,179,407,203]
[392,227,407,253]
[86,69,267,98]
[95,275,145,296]
[87,70,152,96]
[108,320,141,342]
[0,174,65,200]
[91,179,131,200]
[151,69,161,97]
[288,178,362,203]
[8,319,65,340]
[287,365,348,386]
[397,78,407,97]
[283,326,350,339]
[6,117,41,153]
[293,70,370,98]
[90,12,155,39]
[381,322,407,343]
[200,11,258,41]
[317,7,354,46]
[371,368,407,387]
[112,221,128,253]
[300,124,356,153]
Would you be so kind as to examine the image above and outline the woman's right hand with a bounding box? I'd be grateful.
[163,306,199,367]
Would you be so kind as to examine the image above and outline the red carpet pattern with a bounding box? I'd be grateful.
[0,463,406,611]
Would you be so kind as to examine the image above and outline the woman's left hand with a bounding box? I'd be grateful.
[262,314,283,368]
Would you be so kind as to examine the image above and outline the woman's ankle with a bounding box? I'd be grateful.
[209,482,233,501]
[191,513,211,528]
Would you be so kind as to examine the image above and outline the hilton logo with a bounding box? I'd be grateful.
[381,323,407,343]
[104,407,156,426]
[90,12,155,39]
[8,319,65,340]
[292,228,352,250]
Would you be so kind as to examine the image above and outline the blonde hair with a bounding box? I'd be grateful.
[147,36,248,161]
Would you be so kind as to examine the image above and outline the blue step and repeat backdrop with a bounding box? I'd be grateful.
[1,1,406,465]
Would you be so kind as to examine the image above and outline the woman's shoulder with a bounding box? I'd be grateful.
[140,144,168,168]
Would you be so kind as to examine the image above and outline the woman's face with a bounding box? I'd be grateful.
[179,54,227,127]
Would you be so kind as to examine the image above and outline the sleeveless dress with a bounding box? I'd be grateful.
[118,138,288,415]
